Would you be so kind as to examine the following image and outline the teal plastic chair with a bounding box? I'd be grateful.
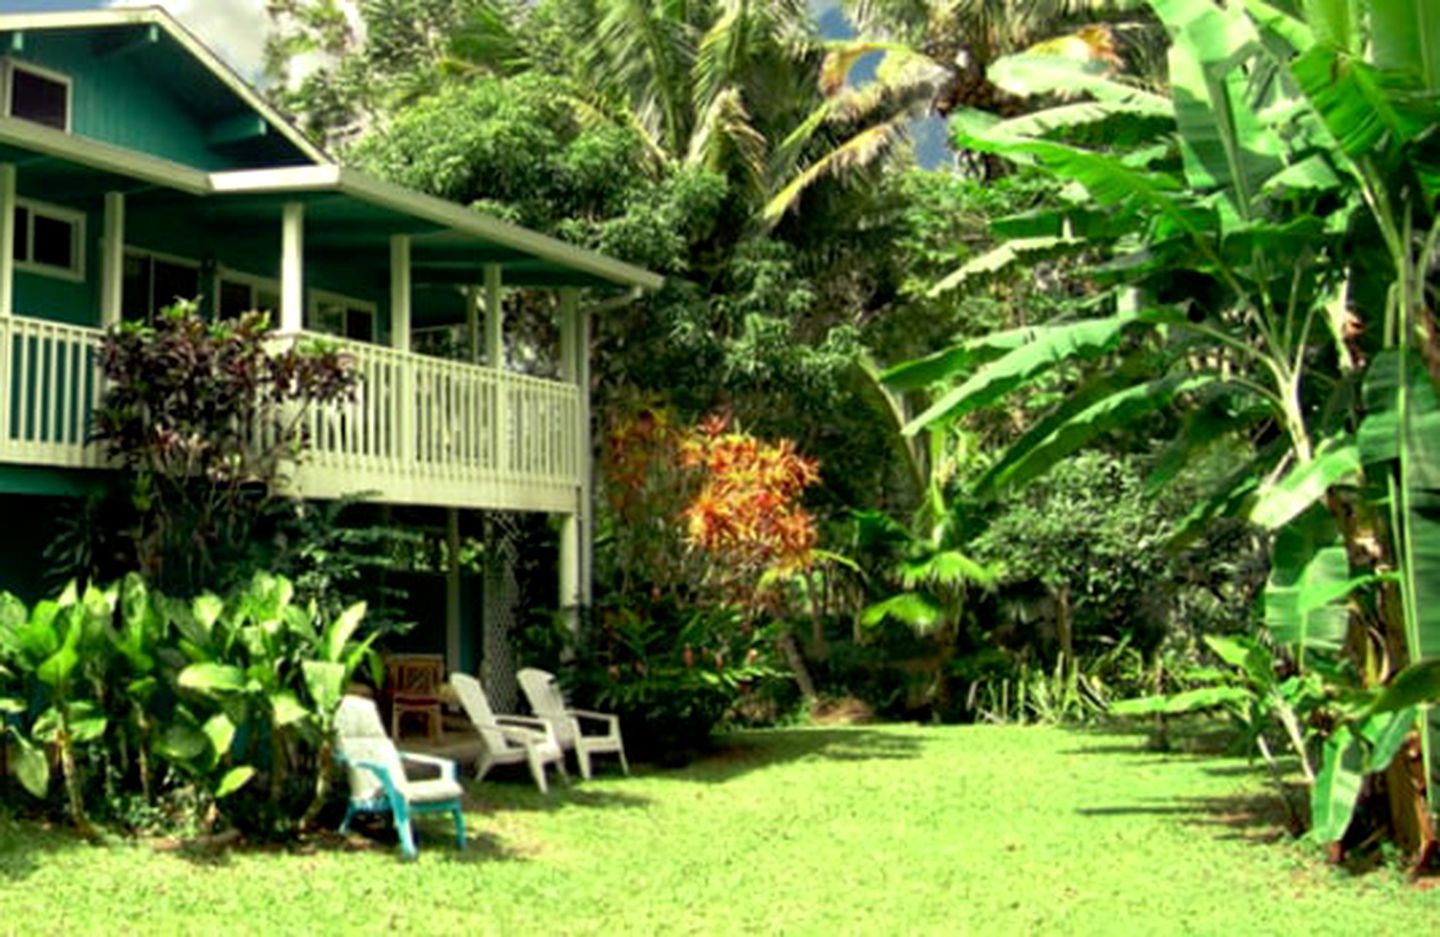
[335,695,466,860]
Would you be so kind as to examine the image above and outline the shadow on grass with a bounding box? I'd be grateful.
[664,726,926,785]
[0,811,80,882]
[470,781,654,815]
[1077,788,1302,844]
[1058,717,1246,759]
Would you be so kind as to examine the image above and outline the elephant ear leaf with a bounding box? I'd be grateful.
[12,735,50,798]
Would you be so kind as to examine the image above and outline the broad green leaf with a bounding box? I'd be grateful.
[12,735,49,798]
[1151,0,1284,207]
[1310,724,1364,843]
[1248,443,1360,529]
[987,52,1171,110]
[978,373,1216,496]
[860,593,943,632]
[904,311,1176,434]
[1370,659,1440,715]
[881,325,1048,391]
[323,602,367,664]
[929,237,1081,297]
[1359,706,1418,774]
[191,594,224,636]
[1204,635,1275,690]
[178,662,247,694]
[303,660,347,718]
[1370,0,1440,92]
[1244,0,1315,51]
[1260,154,1342,194]
[899,550,997,590]
[202,713,236,760]
[215,766,256,799]
[157,724,209,762]
[270,690,310,728]
[1109,685,1252,715]
[1291,45,1434,157]
[1265,544,1368,651]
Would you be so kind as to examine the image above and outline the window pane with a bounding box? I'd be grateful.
[31,213,73,270]
[152,259,199,313]
[344,307,373,341]
[122,253,150,322]
[219,279,252,320]
[310,301,345,336]
[12,206,26,261]
[11,68,68,131]
[255,288,280,318]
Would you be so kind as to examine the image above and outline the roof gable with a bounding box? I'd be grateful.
[0,7,328,170]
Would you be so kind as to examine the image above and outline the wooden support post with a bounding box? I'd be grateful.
[280,202,305,334]
[557,288,592,639]
[101,192,125,328]
[446,508,463,674]
[465,285,481,364]
[483,264,502,368]
[391,235,414,465]
[484,265,506,474]
[0,163,15,319]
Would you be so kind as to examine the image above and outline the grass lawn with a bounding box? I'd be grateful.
[1,722,1435,934]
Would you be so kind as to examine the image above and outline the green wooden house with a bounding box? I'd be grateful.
[0,7,661,672]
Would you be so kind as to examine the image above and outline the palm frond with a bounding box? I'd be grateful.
[762,118,905,227]
[686,86,768,198]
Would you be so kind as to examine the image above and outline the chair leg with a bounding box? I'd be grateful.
[339,803,357,835]
[617,743,630,776]
[577,745,594,781]
[527,750,549,794]
[453,807,466,851]
[397,816,418,861]
[474,753,494,782]
[555,755,571,784]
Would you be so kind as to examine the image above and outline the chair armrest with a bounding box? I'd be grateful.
[496,714,556,735]
[336,754,407,804]
[567,709,620,732]
[399,751,459,783]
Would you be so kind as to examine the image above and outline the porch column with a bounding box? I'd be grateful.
[465,285,481,364]
[0,163,15,318]
[390,235,415,465]
[101,192,126,328]
[279,202,305,333]
[483,264,506,474]
[558,287,592,641]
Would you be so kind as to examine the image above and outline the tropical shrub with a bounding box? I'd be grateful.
[92,302,355,593]
[0,573,377,839]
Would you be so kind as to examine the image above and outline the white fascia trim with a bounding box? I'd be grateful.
[0,114,210,194]
[212,166,666,292]
[0,8,332,168]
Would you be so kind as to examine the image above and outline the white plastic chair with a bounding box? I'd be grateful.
[517,667,629,780]
[334,695,466,860]
[449,672,567,794]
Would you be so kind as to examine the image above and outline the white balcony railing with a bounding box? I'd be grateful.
[0,317,584,513]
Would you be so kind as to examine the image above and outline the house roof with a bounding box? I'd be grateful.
[0,7,663,294]
[0,6,331,167]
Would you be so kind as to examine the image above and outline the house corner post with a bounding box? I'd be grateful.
[484,264,505,474]
[0,163,15,319]
[558,287,591,648]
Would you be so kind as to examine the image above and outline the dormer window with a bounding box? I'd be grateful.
[4,60,70,132]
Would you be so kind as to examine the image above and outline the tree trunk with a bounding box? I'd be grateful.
[777,631,817,703]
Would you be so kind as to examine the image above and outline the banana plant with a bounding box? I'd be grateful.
[887,0,1440,855]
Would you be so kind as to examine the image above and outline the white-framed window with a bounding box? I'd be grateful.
[216,269,281,321]
[122,249,201,322]
[12,198,84,281]
[308,289,376,342]
[3,59,71,132]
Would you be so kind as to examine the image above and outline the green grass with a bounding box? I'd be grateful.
[1,723,1435,934]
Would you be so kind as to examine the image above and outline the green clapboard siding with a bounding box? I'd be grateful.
[16,32,243,171]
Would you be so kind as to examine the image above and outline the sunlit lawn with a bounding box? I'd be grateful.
[2,722,1435,934]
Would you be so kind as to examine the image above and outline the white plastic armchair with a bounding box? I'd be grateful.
[449,673,567,794]
[334,695,465,860]
[517,667,629,780]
